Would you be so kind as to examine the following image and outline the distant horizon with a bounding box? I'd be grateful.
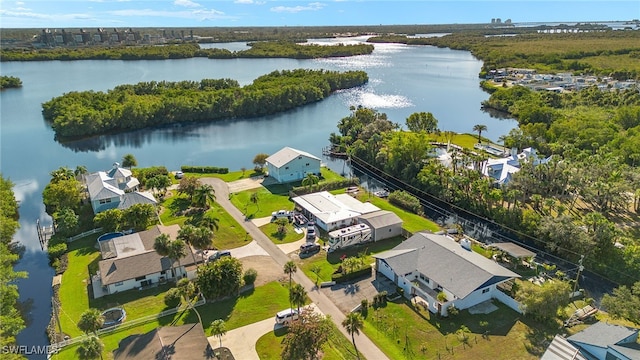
[0,1,638,29]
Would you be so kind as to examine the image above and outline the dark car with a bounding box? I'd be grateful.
[207,250,231,262]
[299,242,320,256]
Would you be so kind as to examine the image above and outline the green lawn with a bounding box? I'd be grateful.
[160,194,248,249]
[355,193,440,234]
[260,222,305,244]
[58,235,102,338]
[297,237,405,283]
[58,236,179,338]
[362,299,552,360]
[256,321,362,360]
[230,188,294,219]
[54,281,292,360]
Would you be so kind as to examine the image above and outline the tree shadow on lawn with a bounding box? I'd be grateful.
[520,316,559,357]
[89,283,173,311]
[167,197,191,216]
[181,288,257,328]
[404,300,519,337]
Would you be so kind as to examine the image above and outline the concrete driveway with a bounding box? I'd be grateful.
[227,176,265,193]
[207,304,323,359]
[228,240,269,259]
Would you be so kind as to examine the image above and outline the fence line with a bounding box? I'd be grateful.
[50,298,205,352]
[67,228,103,242]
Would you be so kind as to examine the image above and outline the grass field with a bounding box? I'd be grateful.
[354,193,440,234]
[159,194,248,249]
[362,299,551,360]
[230,187,294,219]
[182,169,263,182]
[260,221,305,244]
[256,320,362,360]
[297,236,405,283]
[53,281,292,360]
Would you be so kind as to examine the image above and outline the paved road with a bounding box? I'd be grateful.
[200,177,390,360]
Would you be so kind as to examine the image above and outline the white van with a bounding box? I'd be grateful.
[275,308,299,325]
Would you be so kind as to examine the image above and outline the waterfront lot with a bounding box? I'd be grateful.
[53,281,292,359]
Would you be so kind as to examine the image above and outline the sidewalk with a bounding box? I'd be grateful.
[200,178,390,360]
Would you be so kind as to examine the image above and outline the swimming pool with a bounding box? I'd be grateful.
[97,232,124,242]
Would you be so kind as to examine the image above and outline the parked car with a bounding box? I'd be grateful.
[300,242,320,256]
[272,210,292,219]
[206,250,231,262]
[306,226,316,240]
[174,171,184,179]
[275,308,299,325]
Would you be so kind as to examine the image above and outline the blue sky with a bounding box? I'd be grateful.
[0,1,638,28]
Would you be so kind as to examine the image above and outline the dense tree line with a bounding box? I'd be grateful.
[0,75,22,89]
[369,30,640,78]
[1,41,373,61]
[0,175,27,360]
[333,103,640,285]
[42,69,368,139]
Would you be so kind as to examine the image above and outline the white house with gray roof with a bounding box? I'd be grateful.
[85,162,157,214]
[373,232,520,316]
[265,147,321,183]
[292,191,380,231]
[564,322,640,360]
[357,210,403,241]
[93,225,204,298]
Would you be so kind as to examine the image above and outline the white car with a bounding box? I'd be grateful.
[174,171,184,179]
[271,210,291,218]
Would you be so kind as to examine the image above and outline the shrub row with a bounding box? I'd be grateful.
[181,166,229,174]
[331,266,371,283]
[132,166,169,186]
[388,190,423,215]
[291,178,359,196]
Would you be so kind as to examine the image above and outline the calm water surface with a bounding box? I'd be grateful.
[0,36,515,355]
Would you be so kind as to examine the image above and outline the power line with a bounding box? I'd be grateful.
[349,155,639,285]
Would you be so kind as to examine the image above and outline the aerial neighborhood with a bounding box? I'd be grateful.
[1,7,640,360]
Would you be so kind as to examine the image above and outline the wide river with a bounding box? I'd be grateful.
[0,36,515,354]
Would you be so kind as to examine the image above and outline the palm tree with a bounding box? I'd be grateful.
[283,260,297,289]
[178,224,198,265]
[122,153,137,169]
[76,336,104,360]
[74,165,88,182]
[154,234,186,280]
[50,166,74,183]
[177,278,202,325]
[301,173,320,191]
[210,319,227,349]
[289,283,307,316]
[192,184,216,209]
[77,308,104,335]
[342,312,364,360]
[249,191,260,211]
[472,124,488,144]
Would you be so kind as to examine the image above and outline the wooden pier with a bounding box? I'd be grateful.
[37,218,55,250]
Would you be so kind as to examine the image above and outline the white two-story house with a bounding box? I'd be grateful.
[265,147,321,183]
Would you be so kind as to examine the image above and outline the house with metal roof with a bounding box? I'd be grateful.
[357,210,403,241]
[292,191,380,231]
[373,232,521,316]
[265,147,321,183]
[93,225,204,298]
[85,162,156,213]
[565,322,640,360]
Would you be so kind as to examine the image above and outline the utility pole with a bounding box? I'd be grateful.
[572,255,584,302]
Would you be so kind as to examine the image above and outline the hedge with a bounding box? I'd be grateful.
[331,266,371,283]
[388,190,423,215]
[291,178,359,196]
[181,165,229,174]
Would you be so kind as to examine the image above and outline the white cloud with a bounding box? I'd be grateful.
[234,0,265,4]
[271,2,325,13]
[174,0,201,8]
[16,1,25,5]
[108,8,230,21]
